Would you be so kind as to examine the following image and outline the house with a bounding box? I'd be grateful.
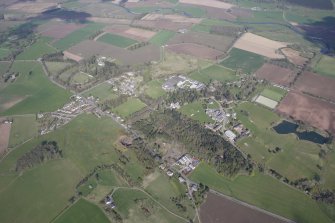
[105,195,116,209]
[225,130,237,141]
[178,176,186,183]
[166,170,174,177]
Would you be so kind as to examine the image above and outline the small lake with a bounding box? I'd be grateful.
[273,121,329,144]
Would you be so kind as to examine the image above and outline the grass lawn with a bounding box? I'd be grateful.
[190,163,335,223]
[53,23,105,50]
[8,114,39,148]
[149,30,175,46]
[16,39,57,60]
[45,62,73,75]
[0,48,10,59]
[0,61,71,115]
[315,55,335,78]
[260,86,287,102]
[55,199,110,223]
[221,48,265,74]
[189,64,237,84]
[82,82,117,102]
[70,72,92,84]
[97,33,138,48]
[180,100,213,123]
[144,79,166,99]
[112,98,146,118]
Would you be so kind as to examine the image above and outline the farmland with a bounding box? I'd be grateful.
[144,79,166,99]
[0,48,10,59]
[0,118,10,156]
[315,55,335,77]
[149,30,176,46]
[104,26,157,42]
[112,98,147,118]
[220,48,265,74]
[16,39,56,60]
[255,63,297,87]
[255,95,278,109]
[8,115,39,148]
[189,64,237,84]
[82,82,118,102]
[260,86,287,102]
[97,33,138,48]
[166,43,224,60]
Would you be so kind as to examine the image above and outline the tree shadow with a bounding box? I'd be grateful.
[34,8,92,24]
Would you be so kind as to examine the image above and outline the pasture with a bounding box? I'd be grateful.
[190,163,334,223]
[175,4,206,17]
[54,199,110,223]
[255,63,296,87]
[0,48,10,59]
[0,61,10,76]
[180,100,213,123]
[53,23,105,50]
[220,48,265,74]
[166,43,224,60]
[97,33,138,48]
[112,98,147,118]
[149,30,175,46]
[0,61,71,115]
[0,118,10,156]
[82,82,118,102]
[189,64,237,84]
[144,79,166,99]
[260,86,287,102]
[45,61,73,75]
[315,55,335,78]
[16,39,57,60]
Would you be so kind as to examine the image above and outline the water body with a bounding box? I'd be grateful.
[273,120,328,144]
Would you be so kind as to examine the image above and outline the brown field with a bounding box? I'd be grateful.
[133,20,194,31]
[281,48,308,66]
[233,33,287,59]
[67,40,160,65]
[104,25,157,42]
[63,51,83,62]
[39,22,86,40]
[255,63,296,87]
[179,0,234,9]
[276,91,335,134]
[204,6,236,20]
[167,31,235,52]
[166,43,224,60]
[200,192,288,223]
[125,0,175,8]
[0,118,11,156]
[141,13,202,24]
[0,96,26,113]
[294,71,335,102]
[88,17,132,25]
[6,2,57,14]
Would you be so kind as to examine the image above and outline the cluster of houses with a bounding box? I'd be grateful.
[206,108,228,123]
[107,72,138,96]
[224,123,250,142]
[162,75,205,92]
[177,154,200,175]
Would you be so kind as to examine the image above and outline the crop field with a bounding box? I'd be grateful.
[220,48,265,74]
[191,18,241,33]
[255,95,278,109]
[82,82,117,102]
[149,30,176,46]
[0,48,10,59]
[38,21,86,40]
[179,0,233,9]
[276,91,335,134]
[0,61,10,77]
[0,118,10,156]
[166,43,224,60]
[112,98,147,118]
[97,33,138,48]
[16,39,57,60]
[0,61,71,115]
[104,26,157,42]
[255,63,296,87]
[233,33,287,59]
[260,86,287,102]
[8,115,39,148]
[144,79,166,99]
[190,163,334,223]
[294,71,335,102]
[180,100,213,123]
[53,23,105,51]
[281,48,308,66]
[315,55,335,77]
[133,19,195,32]
[175,4,206,17]
[55,199,110,223]
[189,64,237,84]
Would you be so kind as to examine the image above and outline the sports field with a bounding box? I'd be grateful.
[190,163,334,223]
[55,199,110,223]
[16,39,56,60]
[0,61,71,115]
[189,64,237,84]
[112,98,147,118]
[315,55,335,78]
[260,86,287,102]
[180,100,213,123]
[97,33,138,48]
[149,30,175,46]
[53,23,105,50]
[144,79,166,99]
[82,82,117,102]
[221,48,265,74]
[8,115,39,148]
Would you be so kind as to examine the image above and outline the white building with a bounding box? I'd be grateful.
[225,130,237,141]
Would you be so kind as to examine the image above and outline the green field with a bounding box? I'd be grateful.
[190,163,335,223]
[97,33,138,48]
[8,115,39,147]
[189,64,237,84]
[0,61,71,115]
[55,199,110,223]
[0,48,10,59]
[315,55,335,78]
[82,82,117,102]
[53,23,105,50]
[180,100,213,123]
[191,19,241,33]
[149,30,175,46]
[0,61,10,76]
[16,39,57,60]
[70,72,92,84]
[260,86,287,102]
[175,4,205,17]
[221,48,265,74]
[112,98,147,118]
[144,79,166,99]
[45,62,73,75]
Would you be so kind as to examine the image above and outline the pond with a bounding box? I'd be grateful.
[273,120,329,144]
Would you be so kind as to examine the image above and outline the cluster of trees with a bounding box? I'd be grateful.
[128,42,149,50]
[100,94,128,110]
[88,30,104,40]
[16,141,62,172]
[105,208,122,223]
[133,110,252,176]
[312,188,335,204]
[193,183,210,206]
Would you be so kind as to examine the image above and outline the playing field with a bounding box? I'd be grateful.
[189,64,237,84]
[82,82,117,102]
[221,48,265,74]
[315,55,335,78]
[255,95,278,109]
[16,39,56,60]
[54,199,110,223]
[149,30,175,46]
[180,100,213,123]
[260,86,287,102]
[0,61,71,115]
[112,98,147,118]
[97,33,138,48]
[190,163,334,223]
[144,79,166,99]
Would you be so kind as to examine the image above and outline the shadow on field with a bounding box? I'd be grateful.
[35,8,92,23]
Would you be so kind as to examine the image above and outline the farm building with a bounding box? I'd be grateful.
[225,130,237,141]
